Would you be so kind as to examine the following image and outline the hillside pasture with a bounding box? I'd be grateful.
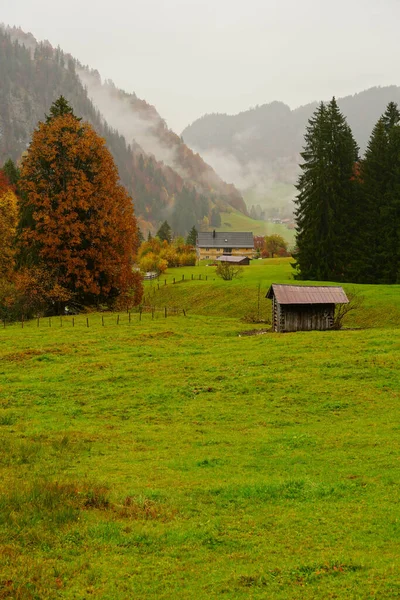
[212,210,296,246]
[0,261,399,599]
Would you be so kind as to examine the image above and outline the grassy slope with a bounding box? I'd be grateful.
[214,210,296,245]
[144,259,400,328]
[0,262,399,599]
[243,182,296,214]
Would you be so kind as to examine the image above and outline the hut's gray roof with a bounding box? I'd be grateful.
[216,255,249,263]
[266,284,349,304]
[197,231,254,248]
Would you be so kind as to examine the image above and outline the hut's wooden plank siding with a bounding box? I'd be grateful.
[279,304,335,332]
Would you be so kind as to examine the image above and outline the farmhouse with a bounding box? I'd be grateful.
[197,231,254,261]
[266,284,349,332]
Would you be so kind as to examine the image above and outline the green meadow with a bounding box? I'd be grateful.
[214,210,296,245]
[0,260,399,599]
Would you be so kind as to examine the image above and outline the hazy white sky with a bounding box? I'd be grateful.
[1,0,399,132]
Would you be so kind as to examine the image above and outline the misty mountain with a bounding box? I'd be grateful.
[0,25,246,235]
[182,87,400,218]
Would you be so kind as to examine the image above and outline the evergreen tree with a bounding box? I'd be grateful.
[156,220,172,243]
[294,99,359,281]
[361,103,400,283]
[147,231,153,241]
[382,102,400,131]
[210,207,221,227]
[186,225,198,246]
[137,227,144,245]
[3,159,20,187]
[46,95,77,122]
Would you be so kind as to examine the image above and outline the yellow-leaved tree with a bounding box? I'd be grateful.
[0,188,18,278]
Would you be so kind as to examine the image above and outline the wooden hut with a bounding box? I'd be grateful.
[266,284,349,332]
[216,255,251,265]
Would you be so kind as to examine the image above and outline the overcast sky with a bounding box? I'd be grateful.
[1,0,399,132]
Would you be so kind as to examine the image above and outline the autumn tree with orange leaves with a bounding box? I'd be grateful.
[19,97,143,311]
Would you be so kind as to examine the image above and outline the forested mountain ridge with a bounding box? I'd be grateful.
[182,87,400,218]
[0,25,246,235]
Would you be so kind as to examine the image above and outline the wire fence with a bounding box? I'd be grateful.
[147,273,216,288]
[1,307,187,330]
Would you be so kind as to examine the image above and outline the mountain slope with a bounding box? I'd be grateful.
[0,25,246,235]
[182,86,400,218]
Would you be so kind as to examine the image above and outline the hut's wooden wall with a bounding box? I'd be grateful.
[273,303,335,332]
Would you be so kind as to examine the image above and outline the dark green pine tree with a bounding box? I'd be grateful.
[383,121,400,283]
[294,99,359,281]
[156,220,172,243]
[3,158,20,186]
[382,102,400,131]
[137,227,144,245]
[210,208,221,227]
[186,225,198,246]
[360,119,389,282]
[46,96,78,123]
[361,102,400,283]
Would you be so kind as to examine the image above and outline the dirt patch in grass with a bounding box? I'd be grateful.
[238,328,271,337]
[3,345,72,362]
[138,331,175,340]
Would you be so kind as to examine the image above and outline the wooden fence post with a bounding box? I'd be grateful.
[72,317,75,327]
[139,308,142,321]
[182,275,184,281]
[164,307,167,318]
[117,314,120,325]
[86,318,89,328]
[129,312,131,324]
[183,309,186,317]
[49,318,51,328]
[102,315,104,326]
[21,315,24,328]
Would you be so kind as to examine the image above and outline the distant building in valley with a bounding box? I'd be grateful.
[196,231,254,261]
[215,255,251,265]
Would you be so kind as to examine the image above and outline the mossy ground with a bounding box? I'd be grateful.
[0,260,399,598]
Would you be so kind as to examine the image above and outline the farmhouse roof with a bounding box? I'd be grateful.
[197,231,254,248]
[266,284,349,305]
[216,255,248,263]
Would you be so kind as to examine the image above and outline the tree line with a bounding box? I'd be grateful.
[294,99,400,284]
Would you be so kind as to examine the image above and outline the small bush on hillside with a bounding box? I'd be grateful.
[215,262,243,281]
[333,290,365,329]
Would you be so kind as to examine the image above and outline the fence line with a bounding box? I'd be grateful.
[1,307,187,331]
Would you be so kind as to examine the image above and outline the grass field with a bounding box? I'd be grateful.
[0,260,399,599]
[213,210,296,246]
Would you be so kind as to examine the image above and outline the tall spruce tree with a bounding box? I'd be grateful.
[156,221,172,243]
[361,102,400,283]
[186,225,198,246]
[294,99,359,281]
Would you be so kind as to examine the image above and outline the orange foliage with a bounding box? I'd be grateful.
[0,188,18,278]
[19,112,143,305]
